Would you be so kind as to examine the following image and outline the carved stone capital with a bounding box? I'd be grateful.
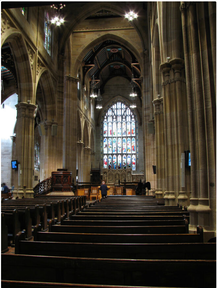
[153,96,163,115]
[160,62,171,75]
[77,140,84,146]
[170,58,184,76]
[16,102,37,119]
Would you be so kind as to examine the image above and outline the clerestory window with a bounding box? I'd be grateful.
[44,12,52,56]
[102,101,137,171]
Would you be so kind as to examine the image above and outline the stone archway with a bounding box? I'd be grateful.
[1,26,35,196]
[36,70,59,180]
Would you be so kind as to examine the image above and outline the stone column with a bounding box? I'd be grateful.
[170,58,189,207]
[63,75,78,181]
[83,146,91,182]
[161,63,175,206]
[153,95,164,198]
[16,102,36,198]
[208,2,216,93]
[77,141,84,183]
[40,121,58,180]
[180,3,211,232]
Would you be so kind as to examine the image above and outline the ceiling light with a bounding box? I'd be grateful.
[125,11,138,21]
[130,103,137,109]
[96,89,103,109]
[90,90,97,98]
[96,103,103,109]
[50,3,66,26]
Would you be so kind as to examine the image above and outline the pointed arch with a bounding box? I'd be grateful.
[73,33,142,77]
[83,120,89,148]
[36,70,56,122]
[77,111,82,141]
[98,95,141,126]
[2,32,33,103]
[90,127,95,152]
[59,2,148,54]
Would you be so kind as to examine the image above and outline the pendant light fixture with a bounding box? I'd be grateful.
[90,76,97,98]
[96,88,103,109]
[50,3,66,26]
[125,11,138,21]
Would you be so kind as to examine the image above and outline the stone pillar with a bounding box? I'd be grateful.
[40,121,58,180]
[153,95,164,198]
[180,3,212,233]
[77,141,84,183]
[170,58,189,207]
[63,75,78,181]
[16,102,36,198]
[180,2,197,212]
[161,63,175,206]
[208,2,216,93]
[83,146,91,182]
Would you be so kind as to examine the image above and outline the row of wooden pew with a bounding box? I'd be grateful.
[2,195,216,288]
[1,195,86,250]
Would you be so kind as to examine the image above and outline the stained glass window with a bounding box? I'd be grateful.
[102,101,136,170]
[21,7,28,19]
[34,143,40,171]
[44,12,51,56]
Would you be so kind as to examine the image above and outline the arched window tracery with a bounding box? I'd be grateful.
[102,101,137,171]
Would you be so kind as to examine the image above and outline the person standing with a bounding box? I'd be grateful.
[99,180,108,198]
[1,183,9,194]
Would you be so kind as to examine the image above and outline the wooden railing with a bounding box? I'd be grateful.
[33,177,52,196]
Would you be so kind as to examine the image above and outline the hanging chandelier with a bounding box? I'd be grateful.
[130,102,137,109]
[129,73,137,97]
[90,76,97,98]
[50,3,66,26]
[130,87,137,97]
[96,89,103,109]
[125,11,138,21]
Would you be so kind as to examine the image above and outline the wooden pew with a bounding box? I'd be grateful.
[2,198,68,224]
[34,226,204,243]
[50,223,189,234]
[69,214,190,223]
[1,280,193,288]
[1,204,46,230]
[2,253,215,288]
[1,208,32,243]
[61,218,188,226]
[15,230,215,260]
[1,213,9,253]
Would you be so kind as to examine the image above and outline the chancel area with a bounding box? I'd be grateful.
[1,2,216,287]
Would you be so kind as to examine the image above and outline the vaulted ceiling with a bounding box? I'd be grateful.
[82,39,141,96]
[1,3,143,100]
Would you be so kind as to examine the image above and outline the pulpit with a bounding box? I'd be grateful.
[52,171,73,192]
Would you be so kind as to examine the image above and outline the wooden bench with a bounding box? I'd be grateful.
[1,209,20,245]
[50,223,189,234]
[2,253,215,287]
[1,213,8,253]
[15,230,216,260]
[1,207,32,243]
[1,204,47,230]
[61,218,188,226]
[2,197,73,224]
[34,226,204,243]
[69,214,190,223]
